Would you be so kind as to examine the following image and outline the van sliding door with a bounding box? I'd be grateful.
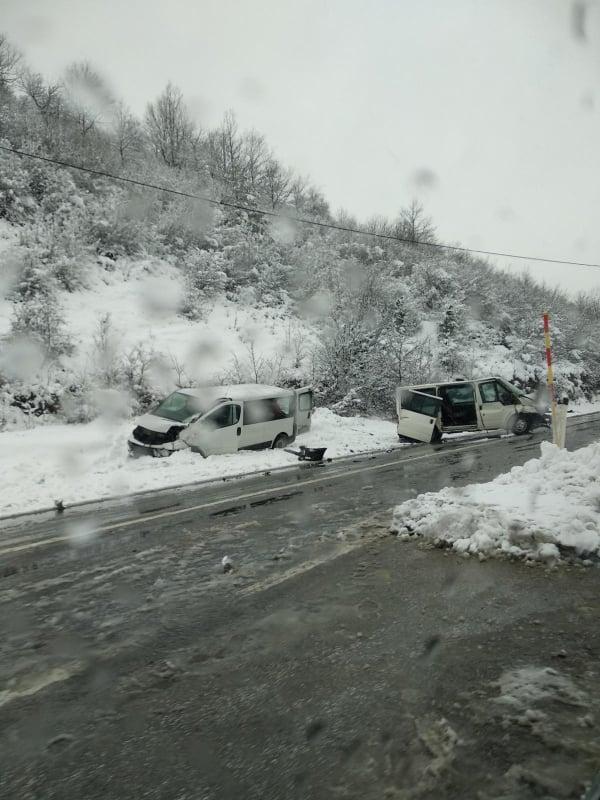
[396,389,442,443]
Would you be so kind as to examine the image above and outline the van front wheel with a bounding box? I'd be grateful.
[512,415,531,436]
[272,434,289,449]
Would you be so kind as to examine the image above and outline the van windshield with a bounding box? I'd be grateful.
[498,379,526,398]
[153,392,209,422]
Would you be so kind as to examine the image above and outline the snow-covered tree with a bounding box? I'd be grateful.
[180,249,227,319]
[145,83,196,169]
[393,199,436,244]
[112,103,145,166]
[0,34,21,89]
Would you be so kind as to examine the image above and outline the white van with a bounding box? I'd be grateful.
[128,384,313,458]
[396,377,546,443]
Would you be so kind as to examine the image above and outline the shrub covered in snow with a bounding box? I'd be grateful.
[180,249,227,320]
[0,143,36,224]
[9,249,73,357]
[87,202,148,259]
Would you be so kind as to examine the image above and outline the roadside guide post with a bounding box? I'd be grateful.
[554,397,568,449]
[542,311,560,447]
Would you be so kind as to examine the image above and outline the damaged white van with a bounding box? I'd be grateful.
[128,384,313,458]
[396,377,546,443]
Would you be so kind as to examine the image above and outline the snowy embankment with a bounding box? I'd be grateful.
[57,261,312,378]
[392,441,600,564]
[0,409,399,518]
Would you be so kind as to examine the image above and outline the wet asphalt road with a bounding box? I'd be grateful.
[1,414,599,799]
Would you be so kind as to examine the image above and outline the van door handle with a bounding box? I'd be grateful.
[237,427,241,436]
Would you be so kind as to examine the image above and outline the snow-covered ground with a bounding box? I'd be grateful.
[392,441,600,564]
[0,408,400,517]
[1,251,318,418]
[568,398,600,415]
[58,260,317,382]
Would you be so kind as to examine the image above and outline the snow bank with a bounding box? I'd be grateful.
[0,408,399,517]
[570,397,600,415]
[392,441,600,563]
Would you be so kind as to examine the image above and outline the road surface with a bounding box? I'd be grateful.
[1,413,599,799]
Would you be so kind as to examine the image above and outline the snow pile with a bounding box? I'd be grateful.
[392,441,600,563]
[495,666,587,711]
[0,408,399,517]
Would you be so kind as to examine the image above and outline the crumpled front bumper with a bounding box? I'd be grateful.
[127,437,188,458]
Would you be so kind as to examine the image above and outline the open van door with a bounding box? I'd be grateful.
[295,387,313,433]
[396,388,442,443]
[180,403,241,455]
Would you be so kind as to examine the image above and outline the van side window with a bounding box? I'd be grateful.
[440,384,475,406]
[244,398,292,425]
[204,404,237,429]
[400,390,440,417]
[276,397,292,417]
[479,381,498,403]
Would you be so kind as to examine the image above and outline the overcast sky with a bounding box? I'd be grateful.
[4,0,600,293]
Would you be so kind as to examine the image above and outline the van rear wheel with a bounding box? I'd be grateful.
[272,434,289,449]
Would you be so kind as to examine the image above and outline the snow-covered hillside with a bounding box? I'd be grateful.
[2,38,600,464]
[59,259,316,386]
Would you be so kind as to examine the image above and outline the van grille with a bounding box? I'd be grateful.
[132,425,183,445]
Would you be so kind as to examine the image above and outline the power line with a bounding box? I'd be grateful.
[2,143,600,271]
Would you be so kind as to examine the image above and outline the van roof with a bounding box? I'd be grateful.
[398,376,505,390]
[178,384,295,402]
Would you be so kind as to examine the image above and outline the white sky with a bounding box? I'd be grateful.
[4,0,600,293]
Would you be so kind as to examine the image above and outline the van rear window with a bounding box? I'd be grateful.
[298,393,312,411]
[400,390,440,417]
